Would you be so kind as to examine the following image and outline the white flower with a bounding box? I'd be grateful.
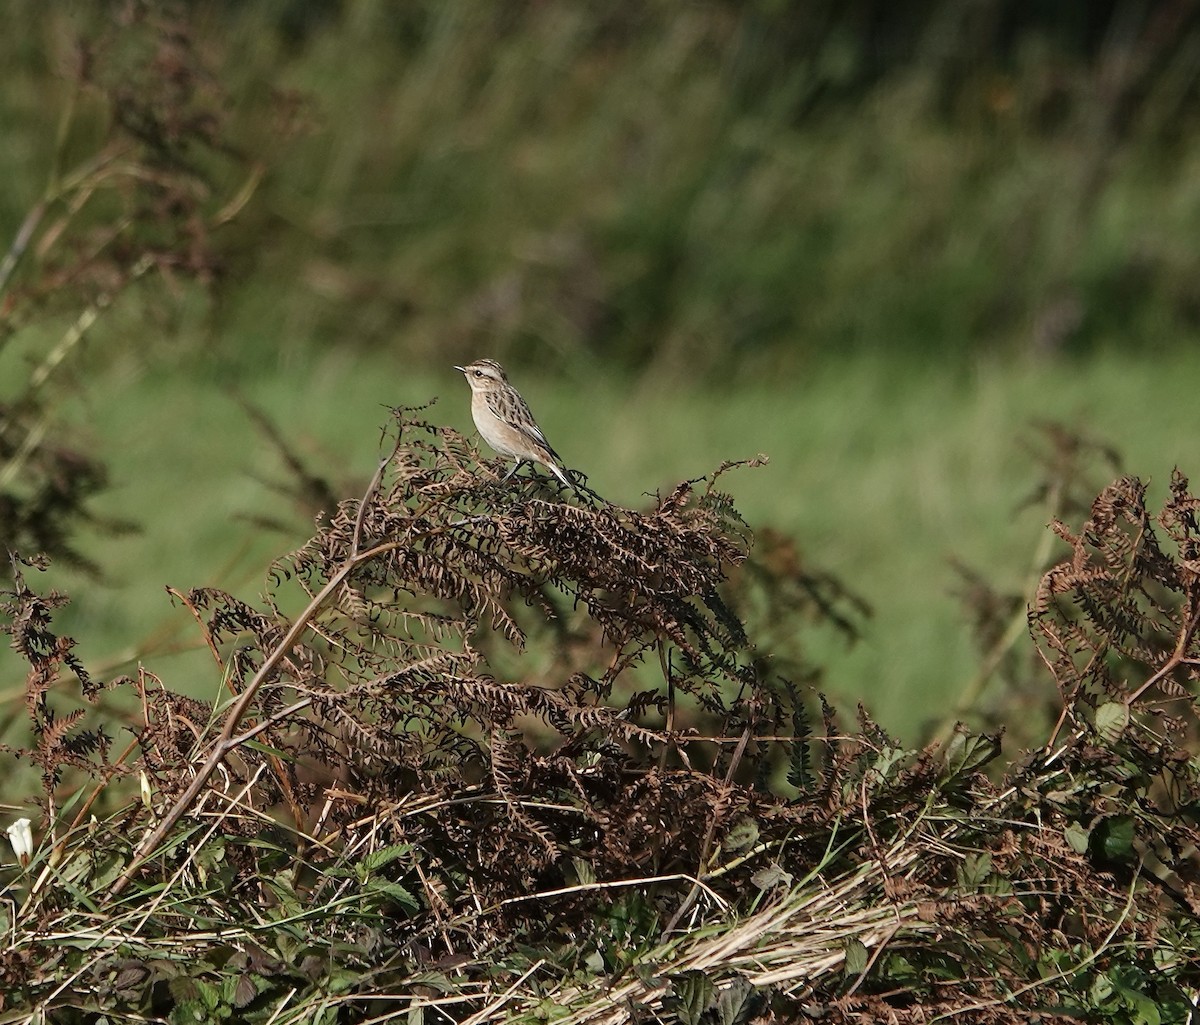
[6,817,33,868]
[139,771,153,809]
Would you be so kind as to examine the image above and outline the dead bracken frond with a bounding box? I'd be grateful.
[1034,470,1200,726]
[3,431,1200,1023]
[105,407,809,898]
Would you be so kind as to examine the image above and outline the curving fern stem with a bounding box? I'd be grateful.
[106,431,420,896]
[105,510,347,891]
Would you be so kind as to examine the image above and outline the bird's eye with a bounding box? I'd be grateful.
[473,370,483,377]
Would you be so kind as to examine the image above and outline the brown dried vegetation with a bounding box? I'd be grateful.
[2,415,1200,1023]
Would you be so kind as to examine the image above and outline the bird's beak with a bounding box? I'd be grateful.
[453,365,466,373]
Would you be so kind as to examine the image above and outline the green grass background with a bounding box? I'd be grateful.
[5,3,1200,742]
[11,343,1190,741]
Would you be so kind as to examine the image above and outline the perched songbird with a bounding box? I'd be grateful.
[455,358,574,489]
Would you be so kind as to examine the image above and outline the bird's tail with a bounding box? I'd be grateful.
[546,460,574,490]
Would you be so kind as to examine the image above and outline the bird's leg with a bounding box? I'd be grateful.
[499,460,525,483]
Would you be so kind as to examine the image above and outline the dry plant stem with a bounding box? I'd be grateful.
[20,737,142,912]
[0,200,46,300]
[1040,652,1073,752]
[166,586,228,683]
[843,920,902,998]
[934,477,1066,745]
[498,873,729,912]
[662,724,753,936]
[107,448,399,898]
[657,644,675,773]
[459,958,546,1025]
[1045,581,1200,754]
[128,766,270,937]
[1126,604,1200,704]
[167,581,306,828]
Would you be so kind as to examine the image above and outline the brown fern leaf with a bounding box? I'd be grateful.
[1032,473,1200,736]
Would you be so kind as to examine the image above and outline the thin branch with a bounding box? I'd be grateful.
[107,456,401,898]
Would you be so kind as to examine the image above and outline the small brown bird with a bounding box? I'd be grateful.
[455,358,573,488]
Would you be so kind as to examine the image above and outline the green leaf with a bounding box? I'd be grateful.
[361,844,414,873]
[714,976,759,1025]
[274,931,306,963]
[1133,996,1161,1025]
[1064,823,1090,854]
[957,852,992,890]
[670,970,715,1025]
[1109,965,1163,1025]
[722,819,759,852]
[365,878,420,912]
[571,857,596,886]
[168,999,208,1025]
[89,852,127,891]
[749,864,792,891]
[883,953,917,980]
[871,744,910,780]
[1092,815,1135,862]
[943,731,1002,780]
[1089,971,1115,1006]
[843,938,869,978]
[194,978,222,1011]
[1095,702,1129,743]
[327,967,360,995]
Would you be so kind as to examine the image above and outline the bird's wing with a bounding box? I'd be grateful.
[487,389,562,461]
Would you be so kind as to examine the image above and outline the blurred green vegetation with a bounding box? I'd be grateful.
[8,0,1200,374]
[4,0,1200,739]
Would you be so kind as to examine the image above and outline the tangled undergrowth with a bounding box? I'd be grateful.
[2,412,1200,1024]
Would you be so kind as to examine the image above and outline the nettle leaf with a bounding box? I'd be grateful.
[168,998,209,1025]
[193,977,222,1012]
[943,731,1002,782]
[1064,823,1091,854]
[871,744,911,781]
[1091,815,1135,863]
[843,938,869,978]
[366,878,421,912]
[361,843,415,873]
[749,863,792,891]
[111,960,152,998]
[722,819,759,852]
[1094,702,1129,743]
[669,970,715,1025]
[714,975,760,1025]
